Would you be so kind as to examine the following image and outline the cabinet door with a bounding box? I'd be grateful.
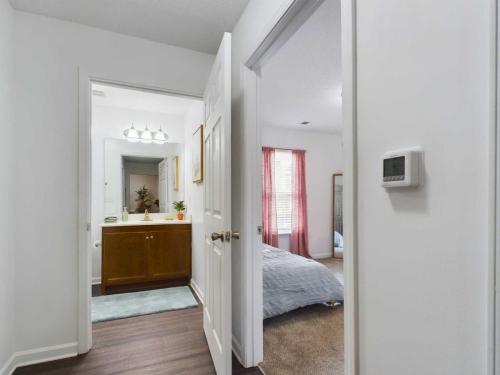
[103,231,149,285]
[148,229,191,280]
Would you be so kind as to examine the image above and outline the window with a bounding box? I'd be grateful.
[274,150,292,234]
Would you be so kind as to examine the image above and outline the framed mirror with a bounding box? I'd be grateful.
[333,173,343,258]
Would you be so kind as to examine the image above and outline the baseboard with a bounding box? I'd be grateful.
[1,342,78,375]
[92,277,101,285]
[0,353,15,375]
[190,278,204,305]
[312,251,334,259]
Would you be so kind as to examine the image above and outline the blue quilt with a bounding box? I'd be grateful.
[263,245,344,319]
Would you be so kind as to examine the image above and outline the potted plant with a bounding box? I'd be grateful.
[173,200,186,220]
[135,185,154,213]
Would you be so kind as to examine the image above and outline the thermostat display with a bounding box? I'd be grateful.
[381,148,422,188]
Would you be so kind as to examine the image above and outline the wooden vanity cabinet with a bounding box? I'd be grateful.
[101,224,191,294]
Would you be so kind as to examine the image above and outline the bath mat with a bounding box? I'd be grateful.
[92,286,198,323]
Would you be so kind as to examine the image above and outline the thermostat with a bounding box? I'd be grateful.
[381,147,423,188]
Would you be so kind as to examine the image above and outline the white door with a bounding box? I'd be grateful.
[158,158,168,212]
[203,32,232,375]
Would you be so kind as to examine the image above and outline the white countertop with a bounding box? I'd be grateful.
[101,219,191,227]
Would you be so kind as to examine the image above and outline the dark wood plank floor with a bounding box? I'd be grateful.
[14,287,261,375]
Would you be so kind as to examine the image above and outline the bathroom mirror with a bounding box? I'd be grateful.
[333,173,343,258]
[104,139,185,215]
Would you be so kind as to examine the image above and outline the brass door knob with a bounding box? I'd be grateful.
[211,232,224,242]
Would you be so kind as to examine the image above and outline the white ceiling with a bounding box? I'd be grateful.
[9,0,249,54]
[92,83,198,115]
[260,0,342,134]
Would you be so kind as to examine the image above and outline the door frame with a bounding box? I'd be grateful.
[241,0,359,373]
[77,71,202,353]
[493,1,499,374]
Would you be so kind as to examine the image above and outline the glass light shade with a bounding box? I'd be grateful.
[153,127,168,144]
[123,125,140,143]
[140,126,153,144]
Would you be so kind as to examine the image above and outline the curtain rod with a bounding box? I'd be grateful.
[262,146,307,153]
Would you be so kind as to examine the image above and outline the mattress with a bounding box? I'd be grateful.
[262,245,344,319]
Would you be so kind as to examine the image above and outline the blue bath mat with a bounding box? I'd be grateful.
[92,286,198,323]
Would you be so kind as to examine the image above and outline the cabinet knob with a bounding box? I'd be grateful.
[150,235,154,239]
[145,236,150,240]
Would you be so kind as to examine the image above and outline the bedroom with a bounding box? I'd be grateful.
[257,0,345,374]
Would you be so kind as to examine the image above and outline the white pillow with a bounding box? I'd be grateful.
[334,231,344,248]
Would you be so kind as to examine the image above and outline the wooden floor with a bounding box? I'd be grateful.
[14,287,261,375]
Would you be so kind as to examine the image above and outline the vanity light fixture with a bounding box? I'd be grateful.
[140,126,153,144]
[124,124,169,144]
[123,124,140,143]
[153,127,169,144]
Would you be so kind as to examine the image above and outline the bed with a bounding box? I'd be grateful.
[262,244,344,319]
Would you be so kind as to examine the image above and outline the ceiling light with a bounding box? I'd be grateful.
[301,121,310,125]
[153,127,169,144]
[123,124,140,142]
[140,126,153,144]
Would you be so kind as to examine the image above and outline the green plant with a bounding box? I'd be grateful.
[135,185,154,212]
[172,200,186,212]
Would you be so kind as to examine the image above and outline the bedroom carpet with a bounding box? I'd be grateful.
[91,286,198,323]
[261,258,344,375]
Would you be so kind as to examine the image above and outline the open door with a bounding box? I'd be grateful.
[203,33,232,374]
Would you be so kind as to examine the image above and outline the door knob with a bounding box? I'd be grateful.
[224,231,240,242]
[211,232,224,242]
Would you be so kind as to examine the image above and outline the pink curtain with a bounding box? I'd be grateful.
[262,147,279,247]
[290,150,310,257]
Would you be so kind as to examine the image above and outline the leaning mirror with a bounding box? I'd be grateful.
[333,173,343,258]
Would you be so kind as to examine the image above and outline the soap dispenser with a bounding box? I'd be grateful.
[122,207,129,222]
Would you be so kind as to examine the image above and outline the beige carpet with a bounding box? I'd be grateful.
[260,259,344,375]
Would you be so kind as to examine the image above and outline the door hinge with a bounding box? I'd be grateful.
[257,225,263,235]
[86,223,91,232]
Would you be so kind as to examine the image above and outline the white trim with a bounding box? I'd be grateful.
[78,70,203,356]
[1,343,78,375]
[340,0,359,374]
[492,0,499,374]
[190,278,205,305]
[243,0,358,373]
[232,335,244,365]
[0,354,15,375]
[92,277,101,286]
[239,64,263,367]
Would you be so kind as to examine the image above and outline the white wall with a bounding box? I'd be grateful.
[261,127,342,258]
[182,101,206,301]
[356,1,491,374]
[233,0,493,373]
[11,10,213,354]
[0,0,14,372]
